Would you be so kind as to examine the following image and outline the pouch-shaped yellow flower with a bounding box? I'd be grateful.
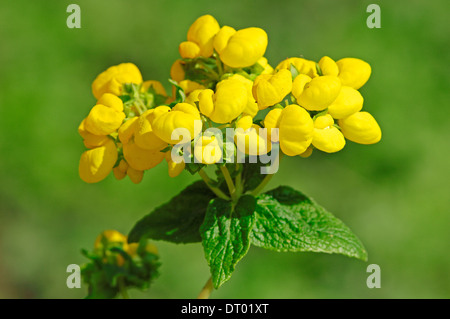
[79,139,118,183]
[318,56,339,76]
[85,104,125,136]
[118,117,139,144]
[187,15,220,58]
[164,151,185,178]
[170,59,185,82]
[276,57,318,78]
[312,114,345,153]
[228,74,258,118]
[134,109,168,151]
[293,75,342,111]
[123,138,165,171]
[92,63,143,99]
[252,69,292,110]
[338,111,381,144]
[336,58,371,90]
[278,104,314,156]
[152,103,202,144]
[78,118,110,149]
[194,135,222,164]
[234,123,271,156]
[198,78,248,123]
[214,27,268,68]
[179,41,201,59]
[127,167,144,184]
[327,86,364,119]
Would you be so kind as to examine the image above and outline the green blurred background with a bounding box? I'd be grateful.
[0,0,449,299]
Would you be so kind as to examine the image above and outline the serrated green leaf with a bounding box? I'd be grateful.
[128,181,215,244]
[251,186,368,261]
[242,162,268,192]
[200,195,256,288]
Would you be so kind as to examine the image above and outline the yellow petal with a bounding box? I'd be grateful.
[336,58,371,90]
[327,86,363,119]
[296,76,341,111]
[178,41,200,59]
[85,104,125,135]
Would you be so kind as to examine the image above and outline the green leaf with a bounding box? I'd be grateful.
[128,181,215,244]
[241,162,268,192]
[200,195,256,288]
[251,186,368,261]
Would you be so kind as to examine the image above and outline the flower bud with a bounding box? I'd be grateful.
[92,63,143,99]
[338,111,381,144]
[178,41,200,59]
[336,58,371,90]
[94,230,127,250]
[252,69,292,110]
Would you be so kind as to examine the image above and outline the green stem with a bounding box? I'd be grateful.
[119,277,130,299]
[220,166,236,201]
[197,277,213,299]
[250,173,274,197]
[215,54,224,77]
[198,169,230,200]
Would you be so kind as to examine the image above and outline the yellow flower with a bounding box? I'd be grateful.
[198,78,248,123]
[312,114,345,153]
[141,80,167,96]
[338,111,381,144]
[170,59,185,82]
[178,80,205,95]
[292,75,341,111]
[94,230,127,250]
[123,138,165,171]
[263,107,283,141]
[275,104,314,156]
[228,74,258,117]
[113,159,128,180]
[134,109,168,151]
[127,242,158,257]
[252,69,292,110]
[336,58,371,90]
[118,117,139,144]
[257,57,274,75]
[186,15,220,58]
[179,41,201,59]
[214,26,268,68]
[152,103,202,144]
[92,63,143,99]
[78,118,109,149]
[299,146,313,158]
[79,139,118,183]
[85,94,125,135]
[194,135,223,164]
[235,116,271,155]
[185,89,204,106]
[318,56,339,76]
[164,152,185,178]
[276,57,318,78]
[127,167,144,184]
[327,86,364,119]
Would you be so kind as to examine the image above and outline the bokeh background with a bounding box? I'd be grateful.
[0,0,449,299]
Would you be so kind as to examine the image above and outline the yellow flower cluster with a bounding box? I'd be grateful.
[78,15,381,185]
